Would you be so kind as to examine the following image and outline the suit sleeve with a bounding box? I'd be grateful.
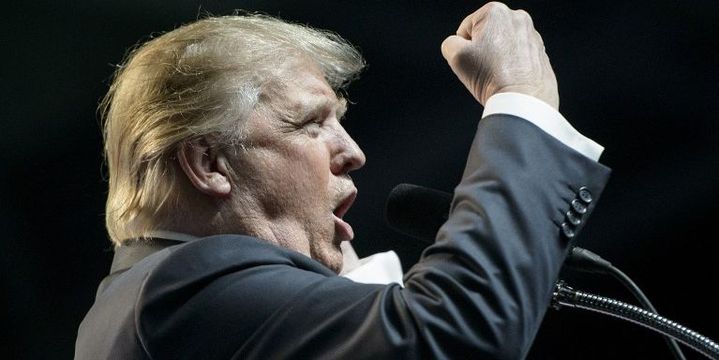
[401,114,610,358]
[137,114,611,360]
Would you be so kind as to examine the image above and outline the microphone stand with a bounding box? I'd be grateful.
[565,247,687,360]
[552,281,719,360]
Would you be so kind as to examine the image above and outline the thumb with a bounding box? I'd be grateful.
[440,35,471,63]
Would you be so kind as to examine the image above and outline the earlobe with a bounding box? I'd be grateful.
[211,154,232,195]
[176,138,232,198]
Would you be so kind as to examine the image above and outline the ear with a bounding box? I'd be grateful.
[176,137,232,198]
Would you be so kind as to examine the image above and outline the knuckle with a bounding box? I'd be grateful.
[514,9,533,24]
[515,9,531,19]
[486,2,508,13]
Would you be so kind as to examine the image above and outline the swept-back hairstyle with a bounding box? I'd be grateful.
[101,13,365,245]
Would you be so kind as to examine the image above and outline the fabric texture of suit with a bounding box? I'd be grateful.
[75,114,611,359]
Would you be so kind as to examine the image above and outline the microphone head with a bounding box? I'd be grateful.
[385,184,452,243]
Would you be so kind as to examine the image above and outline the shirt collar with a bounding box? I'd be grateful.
[143,230,199,243]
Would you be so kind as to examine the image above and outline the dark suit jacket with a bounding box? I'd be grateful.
[75,114,611,359]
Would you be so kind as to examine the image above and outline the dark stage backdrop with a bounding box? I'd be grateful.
[2,1,717,358]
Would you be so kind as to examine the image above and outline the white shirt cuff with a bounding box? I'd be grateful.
[482,92,604,161]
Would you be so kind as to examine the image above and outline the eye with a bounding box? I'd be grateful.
[301,117,323,136]
[302,117,320,128]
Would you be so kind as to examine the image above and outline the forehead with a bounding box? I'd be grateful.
[262,61,346,118]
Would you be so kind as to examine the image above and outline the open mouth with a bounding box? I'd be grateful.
[333,190,357,242]
[333,191,357,219]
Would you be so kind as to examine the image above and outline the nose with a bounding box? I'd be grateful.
[330,126,366,175]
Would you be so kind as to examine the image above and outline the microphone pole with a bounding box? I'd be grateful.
[553,281,719,360]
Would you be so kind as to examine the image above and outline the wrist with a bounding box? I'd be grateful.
[493,85,559,110]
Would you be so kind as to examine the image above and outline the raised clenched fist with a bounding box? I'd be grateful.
[441,2,559,109]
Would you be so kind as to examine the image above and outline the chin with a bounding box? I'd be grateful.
[324,258,343,274]
[311,242,344,274]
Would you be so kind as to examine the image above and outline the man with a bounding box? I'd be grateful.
[76,2,610,359]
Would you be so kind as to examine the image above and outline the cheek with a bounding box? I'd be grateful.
[295,158,331,208]
[265,142,331,202]
[286,139,331,181]
[233,137,333,210]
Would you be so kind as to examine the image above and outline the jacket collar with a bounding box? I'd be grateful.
[110,231,199,274]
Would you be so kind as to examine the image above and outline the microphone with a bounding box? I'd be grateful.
[385,183,451,242]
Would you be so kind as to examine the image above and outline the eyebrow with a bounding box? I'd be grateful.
[294,96,348,122]
[336,98,348,121]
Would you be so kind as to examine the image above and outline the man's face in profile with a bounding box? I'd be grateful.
[225,61,366,273]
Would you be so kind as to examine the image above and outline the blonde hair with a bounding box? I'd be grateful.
[101,13,365,245]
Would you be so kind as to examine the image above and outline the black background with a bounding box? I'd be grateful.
[2,1,718,358]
